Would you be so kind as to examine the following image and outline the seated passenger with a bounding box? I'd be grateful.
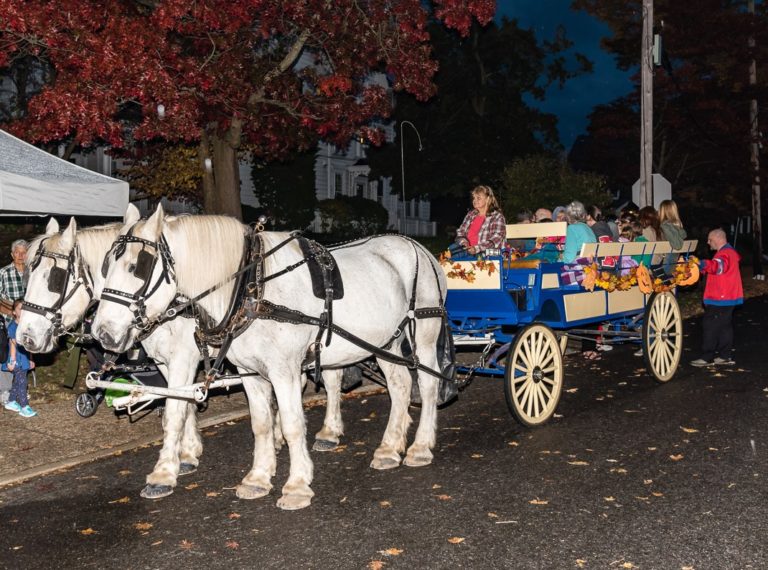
[454,185,506,255]
[562,200,597,263]
[508,209,536,253]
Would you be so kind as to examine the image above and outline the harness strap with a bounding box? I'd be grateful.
[252,300,453,383]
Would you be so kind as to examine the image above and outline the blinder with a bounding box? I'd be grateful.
[134,249,155,282]
[48,266,68,294]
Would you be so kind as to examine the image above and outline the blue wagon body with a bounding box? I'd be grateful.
[442,222,698,426]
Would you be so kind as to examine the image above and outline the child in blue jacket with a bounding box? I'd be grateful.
[3,299,36,417]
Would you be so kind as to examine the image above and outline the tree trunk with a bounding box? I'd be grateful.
[199,129,243,220]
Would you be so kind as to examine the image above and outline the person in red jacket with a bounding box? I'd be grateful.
[691,228,743,367]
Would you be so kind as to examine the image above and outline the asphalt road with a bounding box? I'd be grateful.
[1,296,767,570]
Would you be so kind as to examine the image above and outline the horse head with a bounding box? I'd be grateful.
[17,217,92,353]
[92,204,179,353]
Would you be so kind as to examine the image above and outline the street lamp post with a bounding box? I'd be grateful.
[399,120,423,235]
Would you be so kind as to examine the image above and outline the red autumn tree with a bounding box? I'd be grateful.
[0,0,495,218]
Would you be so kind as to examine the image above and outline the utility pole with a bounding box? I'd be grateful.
[748,0,764,278]
[639,0,654,208]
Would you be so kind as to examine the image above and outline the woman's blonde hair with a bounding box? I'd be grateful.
[658,199,683,228]
[471,185,500,213]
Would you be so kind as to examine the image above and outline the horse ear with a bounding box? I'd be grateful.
[144,203,165,240]
[124,203,140,225]
[60,217,77,250]
[45,217,60,235]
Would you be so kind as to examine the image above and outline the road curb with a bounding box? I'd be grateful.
[0,383,386,489]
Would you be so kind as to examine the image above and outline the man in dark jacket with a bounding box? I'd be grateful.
[690,229,743,367]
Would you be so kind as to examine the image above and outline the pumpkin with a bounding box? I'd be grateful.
[637,264,653,294]
[679,261,700,287]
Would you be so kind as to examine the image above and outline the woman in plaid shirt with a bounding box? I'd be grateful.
[454,185,506,255]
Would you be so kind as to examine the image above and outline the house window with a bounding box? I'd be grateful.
[376,184,383,203]
[335,173,342,196]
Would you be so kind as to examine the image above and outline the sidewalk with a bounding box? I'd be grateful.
[0,383,385,488]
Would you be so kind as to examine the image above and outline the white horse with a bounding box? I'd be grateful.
[91,205,448,510]
[16,212,348,501]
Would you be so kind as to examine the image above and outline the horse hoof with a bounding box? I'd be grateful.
[370,456,400,470]
[277,493,312,510]
[236,484,271,500]
[403,455,433,468]
[312,439,338,452]
[178,462,197,476]
[140,484,174,499]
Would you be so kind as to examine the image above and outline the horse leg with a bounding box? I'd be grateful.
[404,337,441,468]
[141,396,189,499]
[370,358,412,470]
[178,401,202,475]
[271,371,314,510]
[313,368,344,451]
[236,376,276,500]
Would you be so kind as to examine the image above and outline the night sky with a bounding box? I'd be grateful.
[496,0,635,150]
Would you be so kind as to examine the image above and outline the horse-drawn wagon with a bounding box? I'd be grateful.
[442,221,699,426]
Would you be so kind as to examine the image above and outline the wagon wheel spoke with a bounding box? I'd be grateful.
[644,292,683,383]
[505,324,564,427]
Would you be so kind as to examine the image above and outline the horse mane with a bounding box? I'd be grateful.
[75,223,121,274]
[163,215,248,317]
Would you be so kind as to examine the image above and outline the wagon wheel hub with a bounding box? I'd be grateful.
[532,367,544,383]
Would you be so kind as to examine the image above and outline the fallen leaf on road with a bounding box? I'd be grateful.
[228,512,241,519]
[644,479,653,485]
[151,540,163,546]
[529,498,549,505]
[118,470,132,476]
[179,539,194,550]
[185,483,199,490]
[471,454,483,459]
[565,388,578,393]
[109,496,130,504]
[576,560,587,568]
[435,494,452,501]
[432,484,442,489]
[670,454,684,461]
[610,468,628,474]
[507,441,519,447]
[568,461,589,466]
[652,492,664,497]
[368,561,385,570]
[379,501,391,508]
[225,540,240,550]
[206,491,219,497]
[488,512,499,518]
[332,445,348,453]
[604,497,615,502]
[448,537,465,544]
[133,522,153,531]
[378,548,403,556]
[680,427,699,434]
[79,528,97,536]
[76,475,99,480]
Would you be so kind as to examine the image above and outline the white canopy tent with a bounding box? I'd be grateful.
[0,128,129,217]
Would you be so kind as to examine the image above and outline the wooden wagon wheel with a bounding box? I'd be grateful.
[504,323,564,426]
[642,291,683,383]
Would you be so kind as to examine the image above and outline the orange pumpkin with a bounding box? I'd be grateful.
[679,261,700,287]
[636,264,653,294]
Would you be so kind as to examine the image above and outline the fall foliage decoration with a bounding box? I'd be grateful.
[439,251,497,283]
[584,257,700,294]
